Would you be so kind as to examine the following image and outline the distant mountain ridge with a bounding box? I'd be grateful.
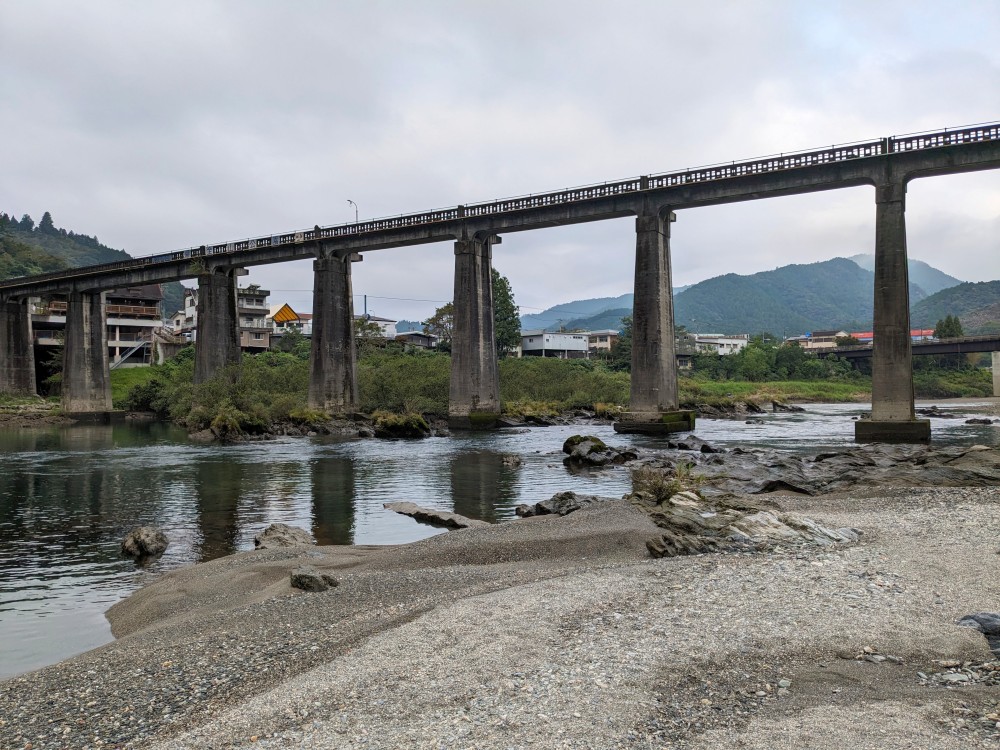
[527,255,969,336]
[0,211,185,315]
[911,281,1000,332]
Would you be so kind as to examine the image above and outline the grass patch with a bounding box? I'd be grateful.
[679,377,870,406]
[110,367,161,408]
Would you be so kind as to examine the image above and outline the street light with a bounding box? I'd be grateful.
[347,199,358,223]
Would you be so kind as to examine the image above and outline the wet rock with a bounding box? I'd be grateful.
[745,418,765,425]
[917,405,959,418]
[562,435,639,467]
[384,501,491,529]
[515,491,611,518]
[497,416,527,428]
[188,428,216,442]
[121,526,169,558]
[670,435,721,453]
[357,426,375,438]
[525,414,560,426]
[290,565,339,592]
[772,400,805,413]
[965,418,995,425]
[373,413,431,439]
[254,523,315,549]
[501,454,522,467]
[957,613,1000,656]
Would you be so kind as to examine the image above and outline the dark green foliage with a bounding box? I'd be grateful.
[912,367,992,398]
[0,233,68,278]
[271,329,311,358]
[492,269,520,357]
[606,315,632,372]
[499,357,630,408]
[934,314,964,339]
[912,281,1000,328]
[690,341,859,382]
[372,410,431,438]
[358,350,451,414]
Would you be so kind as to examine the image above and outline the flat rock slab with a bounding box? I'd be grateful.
[254,523,315,549]
[384,502,491,529]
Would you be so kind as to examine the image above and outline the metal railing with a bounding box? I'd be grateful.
[3,121,998,291]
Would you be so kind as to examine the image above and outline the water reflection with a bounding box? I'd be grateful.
[311,456,356,545]
[193,460,243,561]
[450,451,519,522]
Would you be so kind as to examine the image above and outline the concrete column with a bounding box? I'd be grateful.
[856,182,930,443]
[993,351,1000,397]
[62,290,112,413]
[615,209,694,435]
[194,269,241,384]
[449,234,500,429]
[308,253,358,415]
[0,296,37,396]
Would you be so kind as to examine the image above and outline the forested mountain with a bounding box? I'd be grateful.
[0,232,68,278]
[532,255,969,337]
[848,254,962,296]
[910,281,1000,331]
[0,212,185,315]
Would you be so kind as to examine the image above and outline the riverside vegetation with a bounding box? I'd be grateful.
[110,336,994,437]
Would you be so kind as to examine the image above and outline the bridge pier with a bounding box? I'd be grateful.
[0,296,37,396]
[62,290,113,414]
[194,268,242,384]
[449,234,501,429]
[993,352,1000,397]
[855,182,930,444]
[308,252,359,415]
[616,209,695,435]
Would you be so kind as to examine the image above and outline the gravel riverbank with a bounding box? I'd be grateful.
[2,486,999,749]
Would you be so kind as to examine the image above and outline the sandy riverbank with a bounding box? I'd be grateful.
[2,485,999,749]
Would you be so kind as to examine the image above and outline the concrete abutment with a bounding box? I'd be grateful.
[194,268,242,385]
[308,253,359,416]
[449,235,501,429]
[615,209,692,435]
[0,297,37,396]
[62,290,112,413]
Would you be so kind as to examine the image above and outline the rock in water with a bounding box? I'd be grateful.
[121,526,169,558]
[254,523,315,549]
[290,566,339,592]
[516,491,611,517]
[562,435,638,467]
[957,612,1000,656]
[383,502,490,529]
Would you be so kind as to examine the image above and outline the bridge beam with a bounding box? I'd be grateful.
[194,268,242,384]
[0,296,37,396]
[856,182,930,444]
[62,290,112,413]
[308,252,359,416]
[616,209,695,435]
[449,234,500,429]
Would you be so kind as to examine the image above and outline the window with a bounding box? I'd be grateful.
[253,333,263,340]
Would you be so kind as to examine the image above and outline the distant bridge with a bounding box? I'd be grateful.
[2,120,1000,442]
[821,335,1000,359]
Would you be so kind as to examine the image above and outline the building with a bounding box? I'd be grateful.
[587,329,620,354]
[269,303,313,336]
[356,314,397,338]
[32,285,166,367]
[520,330,590,359]
[395,331,437,350]
[172,285,271,351]
[692,333,750,355]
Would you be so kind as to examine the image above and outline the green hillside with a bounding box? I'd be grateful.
[557,307,631,332]
[910,281,1000,330]
[672,257,883,335]
[848,253,962,296]
[0,232,68,278]
[0,211,184,314]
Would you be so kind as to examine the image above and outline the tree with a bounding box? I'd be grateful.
[38,211,55,234]
[18,214,34,231]
[834,335,861,346]
[355,316,387,354]
[607,315,633,372]
[423,302,454,352]
[492,269,520,357]
[934,315,964,339]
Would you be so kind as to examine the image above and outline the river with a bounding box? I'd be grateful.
[1,400,997,679]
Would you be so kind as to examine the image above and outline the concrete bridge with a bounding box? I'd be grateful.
[2,122,999,441]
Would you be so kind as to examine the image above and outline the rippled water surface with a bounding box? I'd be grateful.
[1,401,997,678]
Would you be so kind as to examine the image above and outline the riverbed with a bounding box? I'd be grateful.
[1,400,997,679]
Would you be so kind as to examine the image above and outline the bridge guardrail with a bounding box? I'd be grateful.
[2,121,999,292]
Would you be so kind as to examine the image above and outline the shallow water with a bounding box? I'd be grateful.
[1,400,997,679]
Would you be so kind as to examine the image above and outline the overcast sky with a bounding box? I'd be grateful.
[2,1,999,323]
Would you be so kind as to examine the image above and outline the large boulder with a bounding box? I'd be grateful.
[254,523,315,550]
[121,526,169,559]
[383,502,490,530]
[515,491,611,518]
[639,490,859,559]
[562,435,638,467]
[957,612,1000,656]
